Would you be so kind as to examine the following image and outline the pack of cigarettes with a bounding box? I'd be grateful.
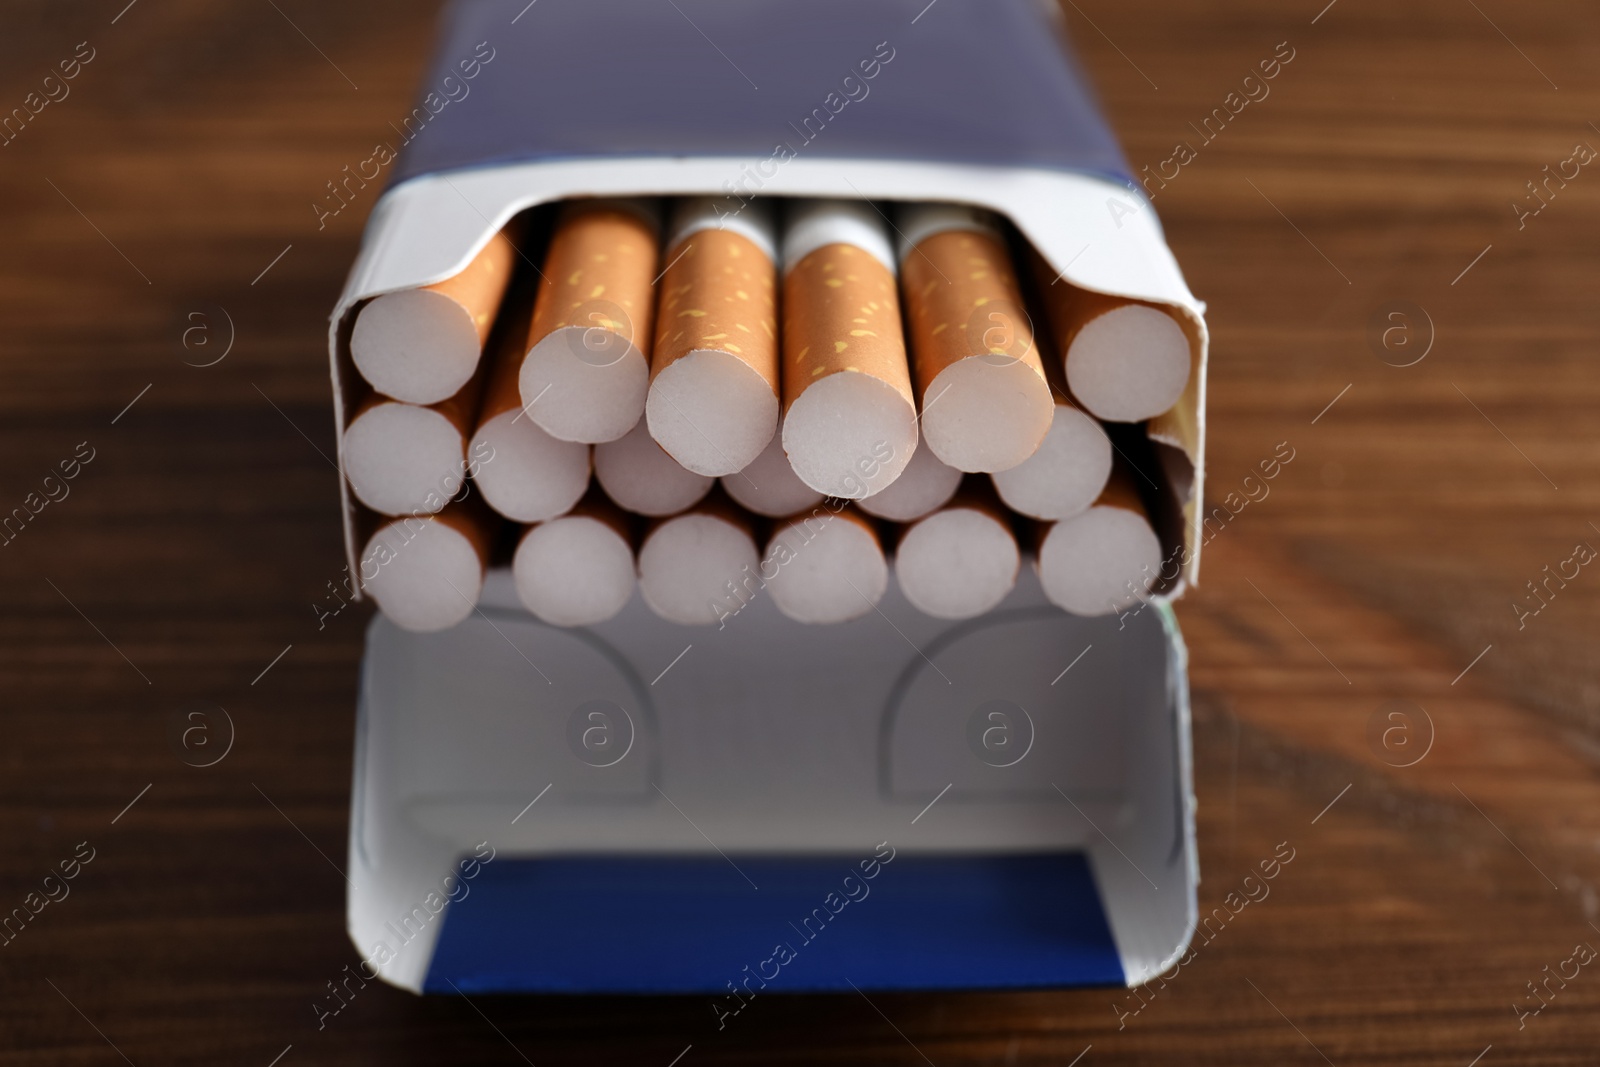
[329,0,1207,997]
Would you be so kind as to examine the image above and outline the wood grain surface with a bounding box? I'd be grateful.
[2,0,1598,1063]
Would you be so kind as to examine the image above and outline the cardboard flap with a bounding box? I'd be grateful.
[391,0,1128,188]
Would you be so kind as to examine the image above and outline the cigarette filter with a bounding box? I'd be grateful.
[594,417,714,517]
[342,373,481,516]
[520,200,659,443]
[763,506,888,625]
[1036,268,1191,424]
[350,227,517,405]
[1036,464,1162,616]
[779,200,918,498]
[898,204,1053,472]
[513,490,635,627]
[894,485,1020,620]
[990,399,1112,521]
[719,430,824,518]
[360,498,494,633]
[637,491,760,626]
[856,427,962,522]
[469,284,591,523]
[645,198,780,476]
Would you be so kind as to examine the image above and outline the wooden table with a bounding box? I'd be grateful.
[2,0,1597,1062]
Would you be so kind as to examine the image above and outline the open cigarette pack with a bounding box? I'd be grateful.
[328,0,1207,995]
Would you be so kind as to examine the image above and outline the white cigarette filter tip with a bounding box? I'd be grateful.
[856,430,962,522]
[638,511,760,626]
[1037,505,1163,617]
[990,404,1113,521]
[471,410,590,523]
[782,374,919,499]
[521,321,650,445]
[350,289,484,405]
[595,418,714,517]
[343,402,466,516]
[919,352,1055,473]
[513,516,635,627]
[361,517,484,633]
[1066,304,1191,423]
[763,510,888,625]
[720,431,824,518]
[895,506,1020,620]
[647,350,779,476]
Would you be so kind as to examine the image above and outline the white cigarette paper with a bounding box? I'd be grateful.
[350,228,516,405]
[856,428,962,522]
[513,494,634,627]
[894,494,1020,620]
[763,507,888,624]
[897,204,1054,472]
[361,502,492,633]
[720,430,824,518]
[1036,467,1163,616]
[470,285,591,523]
[779,199,919,498]
[594,417,713,517]
[990,401,1112,520]
[637,496,760,626]
[646,198,780,476]
[520,200,660,443]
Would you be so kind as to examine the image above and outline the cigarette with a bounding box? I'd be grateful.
[519,199,659,443]
[897,204,1053,472]
[779,199,919,498]
[1036,259,1191,422]
[637,489,760,626]
[513,489,636,627]
[342,372,481,517]
[469,280,591,522]
[360,498,496,633]
[855,427,961,522]
[349,227,517,405]
[989,399,1112,520]
[1036,464,1163,616]
[763,506,888,625]
[645,197,780,476]
[719,429,824,518]
[594,416,714,517]
[894,483,1020,620]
